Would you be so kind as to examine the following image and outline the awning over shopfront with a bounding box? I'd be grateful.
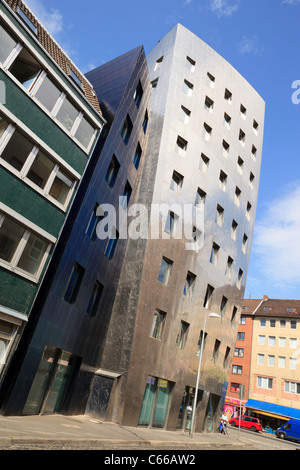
[245,399,300,421]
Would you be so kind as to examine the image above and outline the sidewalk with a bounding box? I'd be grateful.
[0,414,248,449]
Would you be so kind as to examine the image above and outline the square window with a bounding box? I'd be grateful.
[64,262,85,304]
[225,256,233,279]
[105,154,120,187]
[133,80,143,108]
[154,56,164,71]
[183,79,194,96]
[246,201,252,220]
[242,234,248,253]
[231,220,238,240]
[180,106,191,124]
[142,110,148,133]
[74,116,95,149]
[26,151,55,189]
[216,204,224,227]
[34,75,62,113]
[204,96,214,111]
[222,140,230,157]
[69,68,82,89]
[240,104,247,118]
[200,153,210,173]
[203,284,214,309]
[186,56,195,72]
[104,228,119,259]
[224,113,231,128]
[219,170,227,191]
[249,172,255,188]
[0,216,25,263]
[291,320,297,329]
[49,169,74,206]
[176,321,189,349]
[253,120,259,133]
[151,78,159,89]
[176,136,188,155]
[239,129,246,145]
[164,211,178,238]
[17,7,37,34]
[224,88,232,103]
[9,47,41,90]
[158,256,173,285]
[86,281,104,316]
[133,142,142,169]
[121,114,133,144]
[235,186,241,206]
[270,318,276,328]
[202,122,212,141]
[251,145,257,160]
[170,170,184,193]
[210,242,220,265]
[207,72,215,87]
[237,156,244,173]
[86,203,100,241]
[220,296,228,318]
[212,339,221,363]
[150,309,166,339]
[195,187,206,205]
[0,23,18,64]
[120,181,132,208]
[197,330,208,356]
[56,97,80,132]
[237,268,243,289]
[1,129,34,171]
[183,271,196,298]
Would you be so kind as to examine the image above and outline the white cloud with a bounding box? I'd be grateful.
[210,0,239,17]
[24,0,63,35]
[237,35,264,55]
[282,0,300,5]
[252,182,300,289]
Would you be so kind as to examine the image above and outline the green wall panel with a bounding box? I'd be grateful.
[0,167,65,237]
[0,267,37,315]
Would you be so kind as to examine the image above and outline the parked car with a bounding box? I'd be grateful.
[276,418,300,441]
[229,416,262,432]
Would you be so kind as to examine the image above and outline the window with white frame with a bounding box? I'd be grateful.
[268,355,275,367]
[257,376,273,389]
[257,354,264,365]
[289,357,297,370]
[0,212,52,280]
[279,337,286,347]
[258,335,265,345]
[284,381,300,394]
[0,22,97,151]
[290,338,298,349]
[0,117,76,209]
[279,356,286,368]
[268,336,276,346]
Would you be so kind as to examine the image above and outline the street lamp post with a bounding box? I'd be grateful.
[189,312,220,438]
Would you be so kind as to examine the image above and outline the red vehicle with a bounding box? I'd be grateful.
[229,416,262,432]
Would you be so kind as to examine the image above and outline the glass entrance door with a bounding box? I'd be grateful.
[176,386,195,431]
[138,376,173,428]
[23,345,79,415]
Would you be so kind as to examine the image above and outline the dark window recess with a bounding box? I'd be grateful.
[86,281,104,316]
[134,80,143,108]
[105,155,120,187]
[64,262,85,303]
[133,142,142,169]
[105,229,119,259]
[142,110,148,133]
[121,114,133,144]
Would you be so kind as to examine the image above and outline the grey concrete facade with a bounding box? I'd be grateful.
[98,24,265,432]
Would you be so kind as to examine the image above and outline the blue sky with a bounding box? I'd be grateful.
[24,0,300,300]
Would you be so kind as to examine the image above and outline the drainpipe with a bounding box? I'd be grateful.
[247,295,269,414]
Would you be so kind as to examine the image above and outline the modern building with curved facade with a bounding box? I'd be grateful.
[97,24,265,432]
[0,21,264,435]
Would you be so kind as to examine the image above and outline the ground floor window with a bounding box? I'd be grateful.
[23,345,80,415]
[138,376,173,428]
